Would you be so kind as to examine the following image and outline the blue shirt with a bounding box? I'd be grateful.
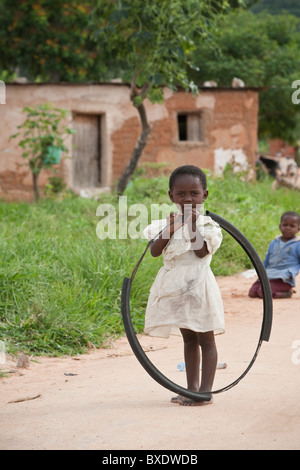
[264,236,300,286]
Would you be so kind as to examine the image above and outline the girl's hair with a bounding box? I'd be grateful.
[169,165,207,190]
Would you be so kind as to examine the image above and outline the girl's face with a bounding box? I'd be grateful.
[279,215,299,241]
[168,174,208,213]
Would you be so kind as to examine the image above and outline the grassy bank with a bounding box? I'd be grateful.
[0,170,299,356]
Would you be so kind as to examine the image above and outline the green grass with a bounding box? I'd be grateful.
[0,170,299,356]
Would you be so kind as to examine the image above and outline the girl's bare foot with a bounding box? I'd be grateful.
[179,396,213,406]
[171,395,185,404]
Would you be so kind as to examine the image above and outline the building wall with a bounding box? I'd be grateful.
[0,83,258,201]
[142,87,258,176]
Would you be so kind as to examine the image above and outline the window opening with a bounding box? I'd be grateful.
[177,112,203,142]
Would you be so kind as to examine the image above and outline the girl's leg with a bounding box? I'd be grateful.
[171,328,200,404]
[176,329,216,406]
[198,331,217,393]
[181,328,200,392]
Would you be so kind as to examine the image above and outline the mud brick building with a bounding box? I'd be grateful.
[0,83,259,201]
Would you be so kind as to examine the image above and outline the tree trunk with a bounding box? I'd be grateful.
[116,80,152,195]
[32,172,40,201]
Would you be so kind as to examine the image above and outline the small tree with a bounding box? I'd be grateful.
[11,103,75,201]
[92,0,228,194]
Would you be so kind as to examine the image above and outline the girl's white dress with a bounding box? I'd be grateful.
[143,214,224,338]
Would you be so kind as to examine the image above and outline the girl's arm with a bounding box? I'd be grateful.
[150,213,183,257]
[191,234,209,258]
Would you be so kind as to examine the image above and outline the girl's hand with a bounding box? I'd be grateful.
[149,212,183,258]
[168,212,184,233]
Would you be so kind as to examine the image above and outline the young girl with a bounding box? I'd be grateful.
[143,165,224,406]
[249,211,300,299]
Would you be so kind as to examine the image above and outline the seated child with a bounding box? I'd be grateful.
[249,211,300,299]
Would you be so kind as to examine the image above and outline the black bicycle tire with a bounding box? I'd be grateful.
[121,211,273,401]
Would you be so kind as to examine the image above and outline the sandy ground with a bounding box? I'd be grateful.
[1,273,300,451]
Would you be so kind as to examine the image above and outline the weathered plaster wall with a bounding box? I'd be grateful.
[112,87,258,179]
[0,84,258,201]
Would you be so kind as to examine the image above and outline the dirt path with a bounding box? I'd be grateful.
[1,273,300,450]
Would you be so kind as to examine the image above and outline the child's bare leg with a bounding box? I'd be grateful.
[198,331,217,393]
[182,328,201,391]
[171,328,200,404]
[179,330,216,406]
